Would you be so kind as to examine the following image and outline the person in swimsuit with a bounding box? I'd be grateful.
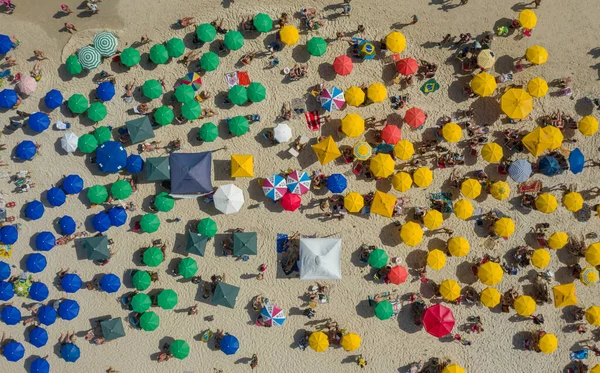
[123,80,136,103]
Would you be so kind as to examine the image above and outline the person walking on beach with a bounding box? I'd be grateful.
[250,354,258,369]
[530,0,541,8]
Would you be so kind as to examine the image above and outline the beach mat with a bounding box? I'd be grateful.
[276,233,288,253]
[305,111,321,131]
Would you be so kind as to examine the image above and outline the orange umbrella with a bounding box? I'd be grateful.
[381,125,402,144]
[404,107,426,129]
[333,55,353,76]
[396,58,418,75]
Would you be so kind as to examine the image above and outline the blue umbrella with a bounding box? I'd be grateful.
[0,225,18,244]
[108,206,127,227]
[508,159,532,182]
[58,216,76,235]
[44,89,63,109]
[35,232,55,251]
[126,154,144,174]
[61,273,82,293]
[0,281,14,301]
[100,274,121,293]
[327,173,347,193]
[28,112,50,133]
[61,343,80,362]
[539,156,559,176]
[25,200,45,220]
[26,253,47,273]
[57,299,80,320]
[0,34,13,54]
[29,327,48,348]
[63,174,84,194]
[46,187,66,207]
[1,305,21,325]
[0,261,10,281]
[30,357,50,373]
[92,212,111,232]
[15,140,37,160]
[0,89,18,108]
[96,141,127,173]
[220,334,239,355]
[569,148,584,174]
[37,305,56,326]
[29,282,49,301]
[3,341,25,362]
[96,82,115,101]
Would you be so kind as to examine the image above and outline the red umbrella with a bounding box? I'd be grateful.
[381,124,402,145]
[281,193,301,211]
[422,304,455,338]
[404,107,427,129]
[396,58,418,76]
[387,266,408,285]
[333,55,353,76]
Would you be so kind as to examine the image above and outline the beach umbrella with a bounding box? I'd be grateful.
[501,88,533,119]
[539,156,559,176]
[353,141,372,161]
[26,200,44,220]
[481,142,503,163]
[38,305,56,326]
[16,140,37,160]
[220,334,239,355]
[580,267,599,286]
[263,174,287,201]
[519,9,537,29]
[0,281,13,301]
[553,283,577,307]
[423,209,443,229]
[63,174,83,194]
[569,148,585,174]
[386,31,406,53]
[308,331,329,352]
[228,85,248,106]
[100,274,121,293]
[0,89,18,109]
[535,193,558,213]
[3,341,24,362]
[396,57,418,75]
[564,192,584,212]
[170,339,190,360]
[187,232,208,257]
[442,365,465,373]
[394,141,414,161]
[26,253,47,273]
[273,122,292,143]
[149,44,169,64]
[131,293,152,313]
[94,31,118,56]
[307,37,327,56]
[227,116,248,136]
[374,300,394,320]
[230,154,253,178]
[199,122,218,142]
[212,282,240,308]
[224,30,244,50]
[196,23,216,43]
[181,101,201,120]
[447,236,470,257]
[454,199,473,220]
[344,192,364,213]
[68,93,88,114]
[489,181,510,201]
[200,51,219,71]
[140,214,160,233]
[100,318,126,341]
[260,303,286,327]
[470,72,497,97]
[61,343,80,362]
[388,266,408,285]
[370,153,395,178]
[548,232,568,250]
[508,159,532,182]
[57,299,79,320]
[139,311,160,331]
[143,247,163,267]
[476,49,495,69]
[281,193,301,211]
[327,174,347,193]
[65,54,83,74]
[29,326,48,348]
[368,249,388,268]
[78,46,102,70]
[94,126,112,145]
[527,77,548,98]
[494,217,515,238]
[142,79,162,99]
[579,116,598,136]
[61,132,79,153]
[166,37,185,58]
[154,192,175,212]
[367,83,387,103]
[359,41,376,58]
[233,232,258,256]
[126,155,144,174]
[319,87,345,112]
[526,45,548,65]
[400,222,423,247]
[1,305,20,325]
[312,136,341,165]
[97,141,127,173]
[178,258,198,278]
[175,84,195,104]
[96,81,115,101]
[253,13,273,32]
[87,185,108,205]
[279,25,299,46]
[413,167,433,188]
[0,225,17,245]
[82,235,110,260]
[120,47,140,67]
[381,124,402,145]
[247,82,266,103]
[404,107,426,128]
[480,287,501,308]
[371,190,396,218]
[423,304,455,337]
[344,86,364,107]
[132,270,151,291]
[29,282,48,301]
[0,262,9,281]
[539,333,558,354]
[61,273,82,293]
[111,180,132,200]
[461,178,481,199]
[182,72,202,91]
[78,134,98,154]
[197,218,217,238]
[440,279,461,301]
[333,55,353,76]
[478,262,503,285]
[442,122,462,142]
[514,295,536,316]
[214,184,245,214]
[427,249,446,270]
[586,306,600,325]
[28,112,49,132]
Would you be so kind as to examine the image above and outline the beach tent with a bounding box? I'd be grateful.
[299,238,342,280]
[79,235,110,260]
[169,152,212,195]
[212,282,240,308]
[145,157,170,181]
[100,318,126,341]
[126,116,155,144]
[233,232,257,256]
[186,230,208,256]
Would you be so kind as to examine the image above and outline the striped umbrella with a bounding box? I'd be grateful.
[260,303,286,326]
[353,141,372,161]
[286,171,310,195]
[77,46,102,70]
[93,32,118,57]
[182,72,202,91]
[262,174,287,201]
[508,159,532,182]
[318,87,345,112]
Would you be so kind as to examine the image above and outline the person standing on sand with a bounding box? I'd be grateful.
[411,15,418,24]
[530,0,541,8]
[60,4,73,14]
[250,354,258,369]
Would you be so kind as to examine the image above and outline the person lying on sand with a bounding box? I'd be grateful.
[63,23,77,33]
[177,16,196,28]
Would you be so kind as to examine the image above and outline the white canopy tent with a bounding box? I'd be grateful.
[299,238,342,280]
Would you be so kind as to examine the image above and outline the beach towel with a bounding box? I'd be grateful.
[225,71,251,89]
[276,233,288,253]
[0,244,12,258]
[237,72,250,86]
[305,111,321,131]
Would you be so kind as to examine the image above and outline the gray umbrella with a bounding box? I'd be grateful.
[212,282,240,308]
[100,318,126,340]
[233,232,257,256]
[126,116,155,144]
[145,157,170,181]
[81,235,110,260]
[186,230,208,256]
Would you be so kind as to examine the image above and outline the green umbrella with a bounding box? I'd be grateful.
[175,85,195,104]
[181,101,201,120]
[228,85,247,105]
[149,44,169,64]
[199,122,218,142]
[154,192,175,212]
[307,37,327,56]
[111,180,132,200]
[126,116,155,144]
[165,38,185,58]
[253,13,273,33]
[200,52,219,72]
[154,106,174,126]
[228,116,249,136]
[212,282,240,308]
[100,318,126,341]
[82,235,110,260]
[142,79,163,99]
[170,340,190,360]
[66,55,83,75]
[93,126,112,144]
[87,184,108,204]
[374,300,393,320]
[87,102,107,122]
[140,214,160,233]
[157,289,178,310]
[145,157,170,181]
[368,249,388,269]
[143,247,164,267]
[78,134,98,153]
[132,270,151,291]
[139,311,160,331]
[247,82,266,103]
[197,218,217,237]
[224,31,244,50]
[178,258,198,278]
[68,94,88,114]
[196,23,217,43]
[186,231,208,256]
[131,293,152,313]
[120,47,140,67]
[233,232,257,256]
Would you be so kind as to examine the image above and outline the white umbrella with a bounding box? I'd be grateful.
[61,132,79,153]
[299,238,342,280]
[274,123,292,143]
[213,184,244,214]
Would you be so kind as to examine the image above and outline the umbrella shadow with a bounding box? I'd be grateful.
[354,299,373,319]
[292,45,310,64]
[213,159,231,181]
[455,260,477,284]
[378,222,401,247]
[574,97,594,116]
[318,62,337,82]
[397,304,422,334]
[195,198,221,217]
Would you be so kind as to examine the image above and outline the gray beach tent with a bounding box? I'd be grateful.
[169,152,213,194]
[125,116,155,144]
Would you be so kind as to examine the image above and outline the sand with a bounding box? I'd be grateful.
[1,0,600,372]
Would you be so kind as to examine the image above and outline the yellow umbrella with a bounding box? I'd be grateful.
[531,249,551,269]
[470,72,497,97]
[519,9,537,29]
[535,193,558,214]
[527,77,548,98]
[542,125,563,150]
[477,49,496,69]
[230,154,254,178]
[385,31,406,53]
[442,122,462,143]
[585,306,600,326]
[345,86,365,107]
[480,287,501,308]
[353,141,372,161]
[448,236,470,257]
[521,127,552,156]
[481,142,503,163]
[461,178,481,199]
[538,333,558,354]
[454,199,473,220]
[501,88,533,119]
[341,113,365,138]
[586,243,600,266]
[579,116,599,136]
[340,333,361,352]
[394,140,414,160]
[308,331,329,352]
[494,217,515,238]
[490,181,510,201]
[440,279,461,301]
[427,249,446,270]
[400,221,423,247]
[581,266,599,286]
[392,172,412,192]
[514,295,536,316]
[548,232,568,250]
[344,192,364,213]
[279,25,299,46]
[442,364,466,373]
[593,365,600,373]
[367,83,387,103]
[563,192,584,212]
[423,209,443,230]
[371,190,396,218]
[553,283,577,308]
[370,153,395,178]
[413,167,433,188]
[312,136,341,165]
[526,45,548,65]
[478,261,503,286]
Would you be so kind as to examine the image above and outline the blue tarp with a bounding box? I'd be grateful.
[169,152,213,194]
